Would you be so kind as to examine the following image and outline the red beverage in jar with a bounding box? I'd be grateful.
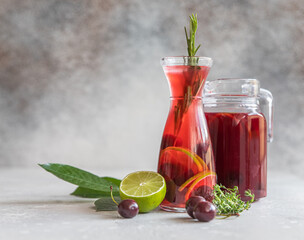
[205,112,267,200]
[158,57,216,212]
[203,78,273,201]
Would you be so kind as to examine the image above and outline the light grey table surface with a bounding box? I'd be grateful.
[0,167,303,240]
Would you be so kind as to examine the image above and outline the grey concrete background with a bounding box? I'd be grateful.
[0,0,303,177]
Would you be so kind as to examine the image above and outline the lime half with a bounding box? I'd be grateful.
[119,171,166,213]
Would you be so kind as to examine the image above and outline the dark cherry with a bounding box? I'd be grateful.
[159,163,194,187]
[193,185,214,202]
[185,196,206,218]
[162,174,176,203]
[193,201,216,222]
[118,199,139,218]
[160,134,182,150]
[196,142,210,159]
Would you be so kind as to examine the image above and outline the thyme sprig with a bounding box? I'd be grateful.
[213,184,255,217]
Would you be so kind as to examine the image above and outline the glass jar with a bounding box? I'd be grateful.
[203,78,273,200]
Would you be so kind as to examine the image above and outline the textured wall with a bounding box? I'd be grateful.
[0,0,303,177]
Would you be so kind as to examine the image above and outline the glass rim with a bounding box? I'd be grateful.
[161,56,213,67]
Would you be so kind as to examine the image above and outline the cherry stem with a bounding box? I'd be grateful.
[110,186,118,206]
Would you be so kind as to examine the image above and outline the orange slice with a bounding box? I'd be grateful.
[179,171,216,200]
[160,147,209,172]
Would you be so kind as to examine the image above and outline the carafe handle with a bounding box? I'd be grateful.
[259,88,273,142]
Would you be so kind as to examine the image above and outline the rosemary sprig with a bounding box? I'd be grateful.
[173,14,204,135]
[213,184,255,217]
[184,13,201,57]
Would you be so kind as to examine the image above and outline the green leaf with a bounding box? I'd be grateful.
[71,187,114,198]
[94,197,121,211]
[71,187,103,198]
[102,177,121,187]
[39,163,119,194]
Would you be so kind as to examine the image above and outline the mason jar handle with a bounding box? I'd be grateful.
[259,88,274,142]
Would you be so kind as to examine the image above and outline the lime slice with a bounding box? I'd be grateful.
[119,171,166,213]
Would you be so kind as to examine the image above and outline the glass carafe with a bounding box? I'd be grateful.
[157,57,216,212]
[203,78,273,200]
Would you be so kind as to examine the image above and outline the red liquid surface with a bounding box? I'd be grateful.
[205,112,267,200]
[158,65,216,210]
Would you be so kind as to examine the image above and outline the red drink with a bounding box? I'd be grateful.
[205,112,267,200]
[158,59,216,212]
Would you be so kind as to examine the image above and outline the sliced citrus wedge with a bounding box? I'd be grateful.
[160,147,209,172]
[178,171,216,192]
[184,171,216,200]
[119,171,166,213]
